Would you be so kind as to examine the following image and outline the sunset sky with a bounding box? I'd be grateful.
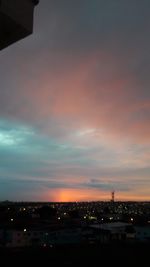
[0,0,150,202]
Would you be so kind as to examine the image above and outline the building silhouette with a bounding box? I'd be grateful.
[0,0,39,50]
[111,191,115,202]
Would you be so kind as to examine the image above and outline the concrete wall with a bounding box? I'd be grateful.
[0,0,38,50]
[0,0,34,32]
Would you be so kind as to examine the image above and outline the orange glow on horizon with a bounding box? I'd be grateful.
[48,188,110,202]
[45,188,150,202]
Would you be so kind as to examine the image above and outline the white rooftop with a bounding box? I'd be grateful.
[90,222,131,230]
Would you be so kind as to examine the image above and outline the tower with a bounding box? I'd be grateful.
[111,191,115,202]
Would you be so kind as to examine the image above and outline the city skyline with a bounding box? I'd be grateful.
[0,0,150,202]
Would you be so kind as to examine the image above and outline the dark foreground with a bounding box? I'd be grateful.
[0,244,149,267]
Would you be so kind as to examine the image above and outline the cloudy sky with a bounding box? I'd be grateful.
[0,0,150,201]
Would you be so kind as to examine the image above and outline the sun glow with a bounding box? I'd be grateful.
[46,188,150,203]
[49,188,111,202]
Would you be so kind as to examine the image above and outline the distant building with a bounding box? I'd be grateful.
[43,228,82,246]
[135,226,150,242]
[0,0,39,50]
[2,227,82,248]
[5,229,43,248]
[90,222,136,242]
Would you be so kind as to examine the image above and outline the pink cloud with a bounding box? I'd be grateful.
[2,34,149,145]
[18,51,149,145]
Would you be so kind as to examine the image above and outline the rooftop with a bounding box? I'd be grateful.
[90,222,131,230]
